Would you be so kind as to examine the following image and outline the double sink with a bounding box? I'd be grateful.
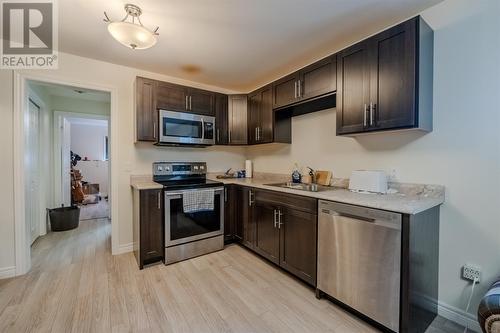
[265,182,333,193]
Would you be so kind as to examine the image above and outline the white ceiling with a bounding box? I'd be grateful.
[60,0,443,91]
[29,81,111,102]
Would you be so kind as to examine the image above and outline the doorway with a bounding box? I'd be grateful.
[25,79,111,256]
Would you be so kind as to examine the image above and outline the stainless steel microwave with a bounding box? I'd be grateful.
[159,110,215,146]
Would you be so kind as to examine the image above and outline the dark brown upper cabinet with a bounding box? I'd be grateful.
[215,93,229,145]
[272,55,337,110]
[227,95,248,145]
[155,81,187,113]
[156,83,215,116]
[187,87,215,116]
[248,85,273,144]
[337,16,433,136]
[135,77,157,142]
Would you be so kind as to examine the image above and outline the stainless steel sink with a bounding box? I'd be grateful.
[265,182,333,192]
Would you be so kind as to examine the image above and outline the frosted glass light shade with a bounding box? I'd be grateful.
[108,21,157,50]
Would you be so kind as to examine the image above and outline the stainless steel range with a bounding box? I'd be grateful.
[153,162,224,264]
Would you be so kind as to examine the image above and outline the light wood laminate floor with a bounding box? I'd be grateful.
[0,218,467,333]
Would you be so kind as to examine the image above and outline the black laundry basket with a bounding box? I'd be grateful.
[48,206,80,231]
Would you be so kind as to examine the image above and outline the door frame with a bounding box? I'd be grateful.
[13,72,119,276]
[26,88,47,240]
[53,111,110,208]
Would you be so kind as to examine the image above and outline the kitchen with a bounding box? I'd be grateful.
[0,0,498,332]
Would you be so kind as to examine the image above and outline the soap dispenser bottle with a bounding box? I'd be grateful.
[291,163,302,183]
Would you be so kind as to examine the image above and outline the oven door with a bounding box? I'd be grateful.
[159,110,215,145]
[164,187,224,247]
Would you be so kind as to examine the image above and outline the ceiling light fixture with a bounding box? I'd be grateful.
[103,4,159,50]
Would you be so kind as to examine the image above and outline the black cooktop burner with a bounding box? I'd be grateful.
[154,178,223,191]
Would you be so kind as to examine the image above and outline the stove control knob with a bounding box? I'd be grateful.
[165,166,170,171]
[200,165,205,170]
[193,166,199,170]
[157,166,163,172]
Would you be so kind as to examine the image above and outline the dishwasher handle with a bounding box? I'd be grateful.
[319,200,402,230]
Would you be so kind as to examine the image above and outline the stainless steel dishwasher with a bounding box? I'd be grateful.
[317,200,402,332]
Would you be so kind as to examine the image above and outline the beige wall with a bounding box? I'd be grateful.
[0,70,15,270]
[51,95,110,116]
[246,0,500,319]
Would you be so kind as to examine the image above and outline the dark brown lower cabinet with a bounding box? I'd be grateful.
[132,188,164,269]
[236,187,317,286]
[254,199,280,264]
[223,185,236,243]
[279,206,317,285]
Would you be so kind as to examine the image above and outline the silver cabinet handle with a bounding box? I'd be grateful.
[153,122,156,139]
[298,80,301,98]
[294,81,297,99]
[189,96,192,110]
[255,127,258,142]
[248,190,254,207]
[278,209,283,229]
[217,129,220,143]
[370,103,374,126]
[228,130,231,144]
[274,209,278,228]
[224,187,227,202]
[372,103,377,126]
[185,95,189,110]
[157,191,161,209]
[364,104,368,127]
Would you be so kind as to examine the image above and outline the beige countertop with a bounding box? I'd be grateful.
[130,173,445,215]
[207,174,445,215]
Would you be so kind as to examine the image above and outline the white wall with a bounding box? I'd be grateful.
[70,123,108,161]
[76,160,109,197]
[246,0,500,321]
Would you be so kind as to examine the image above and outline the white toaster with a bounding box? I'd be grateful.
[348,170,388,194]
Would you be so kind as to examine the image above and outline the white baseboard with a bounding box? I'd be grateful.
[113,242,134,255]
[0,266,16,279]
[438,301,482,333]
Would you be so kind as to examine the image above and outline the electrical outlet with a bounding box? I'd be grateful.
[462,264,481,282]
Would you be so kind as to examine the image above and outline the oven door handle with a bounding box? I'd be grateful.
[165,187,224,197]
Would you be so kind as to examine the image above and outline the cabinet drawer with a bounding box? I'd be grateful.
[254,189,317,214]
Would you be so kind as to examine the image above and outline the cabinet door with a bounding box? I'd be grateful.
[189,88,215,116]
[369,18,417,130]
[140,189,164,266]
[279,207,317,286]
[247,92,260,145]
[215,93,229,145]
[299,56,337,101]
[135,77,157,142]
[272,72,300,109]
[224,185,236,242]
[228,95,248,145]
[156,81,188,112]
[336,41,371,135]
[259,86,273,143]
[238,187,255,248]
[254,199,280,265]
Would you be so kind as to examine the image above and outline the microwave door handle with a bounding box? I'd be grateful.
[201,119,205,140]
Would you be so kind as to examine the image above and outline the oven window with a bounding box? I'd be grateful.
[163,117,202,138]
[169,194,221,241]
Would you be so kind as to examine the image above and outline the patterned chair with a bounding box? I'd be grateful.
[479,278,500,333]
